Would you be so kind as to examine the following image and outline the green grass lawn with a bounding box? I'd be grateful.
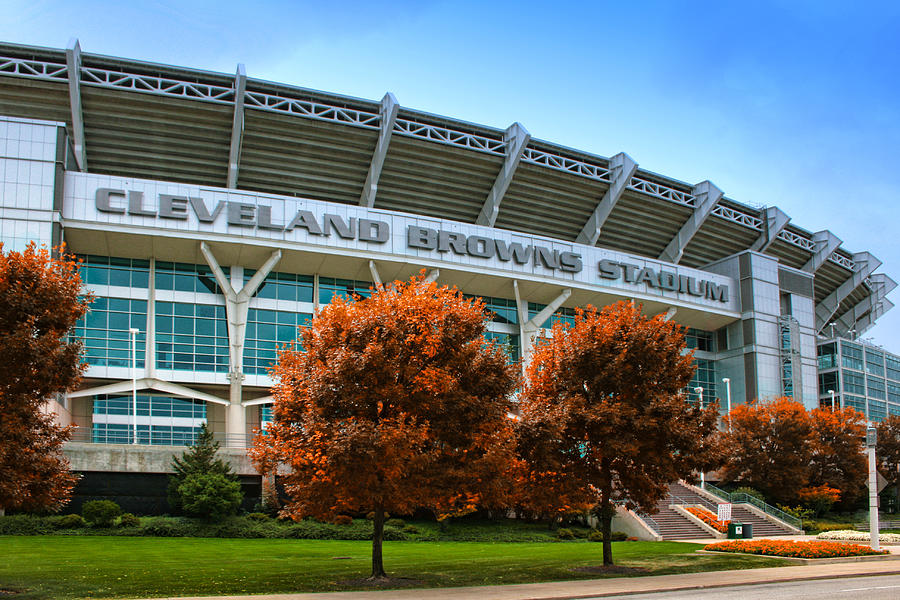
[1,536,788,599]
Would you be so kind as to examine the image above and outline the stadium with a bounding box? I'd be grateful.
[0,39,896,522]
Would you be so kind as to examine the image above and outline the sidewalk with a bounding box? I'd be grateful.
[162,550,900,600]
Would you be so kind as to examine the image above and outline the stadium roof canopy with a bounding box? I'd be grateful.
[0,39,893,337]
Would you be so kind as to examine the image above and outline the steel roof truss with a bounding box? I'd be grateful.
[832,274,897,336]
[658,180,723,264]
[750,206,789,252]
[226,64,247,189]
[476,122,530,227]
[65,38,86,171]
[360,92,399,208]
[802,230,842,274]
[575,152,638,245]
[815,252,882,331]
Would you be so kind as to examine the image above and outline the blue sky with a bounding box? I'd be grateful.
[4,0,899,351]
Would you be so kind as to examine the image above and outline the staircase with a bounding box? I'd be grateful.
[637,482,797,540]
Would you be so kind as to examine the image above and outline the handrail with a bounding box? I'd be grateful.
[701,484,801,529]
[668,493,718,513]
[638,512,660,533]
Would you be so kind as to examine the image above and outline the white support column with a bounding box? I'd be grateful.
[67,378,227,406]
[575,152,637,245]
[749,206,790,252]
[359,92,399,208]
[833,275,897,335]
[658,307,677,321]
[226,64,247,189]
[476,122,530,227]
[801,230,842,274]
[514,281,571,372]
[200,242,282,447]
[368,260,383,289]
[815,252,882,332]
[65,38,87,172]
[658,180,722,264]
[145,258,156,378]
[424,269,440,284]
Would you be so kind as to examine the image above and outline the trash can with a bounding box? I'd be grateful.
[742,523,753,539]
[727,523,744,539]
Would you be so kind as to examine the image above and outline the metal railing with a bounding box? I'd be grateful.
[668,493,719,513]
[637,512,661,534]
[703,483,802,530]
[66,426,254,448]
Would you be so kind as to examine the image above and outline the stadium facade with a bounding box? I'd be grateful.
[0,40,895,510]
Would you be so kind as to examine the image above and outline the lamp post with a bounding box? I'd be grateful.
[829,322,836,339]
[694,387,704,409]
[722,378,732,431]
[866,427,880,551]
[828,389,836,411]
[129,327,139,445]
[694,386,705,489]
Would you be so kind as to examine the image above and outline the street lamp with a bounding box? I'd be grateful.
[129,327,139,445]
[694,386,705,489]
[694,386,704,409]
[722,378,732,431]
[828,389,836,411]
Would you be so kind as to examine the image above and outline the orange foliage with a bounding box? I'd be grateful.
[721,399,866,506]
[685,506,729,533]
[705,539,886,558]
[877,415,900,492]
[515,301,723,565]
[0,243,91,513]
[250,273,518,577]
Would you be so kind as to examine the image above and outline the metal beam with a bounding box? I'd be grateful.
[801,230,842,274]
[832,274,897,336]
[424,269,439,284]
[476,122,530,227]
[815,252,882,332]
[855,298,895,336]
[575,152,637,245]
[750,206,790,252]
[359,92,399,208]
[226,63,247,189]
[67,377,228,405]
[658,180,723,264]
[65,38,86,171]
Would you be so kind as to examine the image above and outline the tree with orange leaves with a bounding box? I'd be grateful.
[0,243,91,515]
[807,406,867,508]
[876,415,900,512]
[515,301,722,566]
[250,274,518,580]
[720,397,813,504]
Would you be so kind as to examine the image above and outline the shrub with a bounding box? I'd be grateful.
[53,514,85,529]
[332,515,352,526]
[817,530,900,543]
[246,512,271,522]
[385,518,406,528]
[177,473,243,521]
[382,526,408,541]
[588,530,603,542]
[797,485,841,518]
[0,515,52,535]
[118,513,140,528]
[82,500,122,527]
[168,424,241,514]
[587,530,627,542]
[556,528,575,540]
[140,517,186,537]
[805,521,854,534]
[402,524,419,534]
[777,504,814,521]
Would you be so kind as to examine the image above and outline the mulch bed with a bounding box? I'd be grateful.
[572,565,650,575]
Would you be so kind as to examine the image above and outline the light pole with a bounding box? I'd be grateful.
[694,387,704,409]
[866,427,880,551]
[694,386,705,489]
[828,389,836,411]
[722,378,732,431]
[129,327,139,445]
[829,322,836,339]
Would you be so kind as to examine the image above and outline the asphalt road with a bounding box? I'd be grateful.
[591,574,900,600]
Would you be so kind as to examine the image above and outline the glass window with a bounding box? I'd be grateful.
[73,297,147,368]
[686,329,715,352]
[527,302,576,329]
[244,309,312,375]
[868,377,886,400]
[886,355,900,381]
[156,302,229,372]
[155,261,223,294]
[841,341,864,371]
[245,270,314,303]
[843,394,866,415]
[484,331,520,362]
[888,381,900,404]
[818,371,838,396]
[77,255,151,289]
[685,358,716,406]
[866,348,885,377]
[869,400,887,422]
[843,370,865,395]
[318,277,373,304]
[92,394,206,445]
[817,343,837,370]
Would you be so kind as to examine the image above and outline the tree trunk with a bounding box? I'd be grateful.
[370,503,386,579]
[600,499,613,566]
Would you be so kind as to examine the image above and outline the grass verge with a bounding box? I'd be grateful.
[0,536,788,599]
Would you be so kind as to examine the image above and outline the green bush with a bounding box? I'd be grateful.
[556,528,575,540]
[382,526,407,541]
[385,518,406,528]
[168,424,242,514]
[0,515,53,535]
[177,473,243,521]
[140,517,186,537]
[805,521,855,534]
[588,530,603,542]
[587,529,627,542]
[54,514,85,529]
[246,512,270,522]
[83,500,122,527]
[402,524,419,534]
[733,486,766,502]
[118,513,140,528]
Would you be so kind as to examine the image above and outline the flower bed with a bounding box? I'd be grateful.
[818,530,900,543]
[685,506,729,533]
[705,539,887,558]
